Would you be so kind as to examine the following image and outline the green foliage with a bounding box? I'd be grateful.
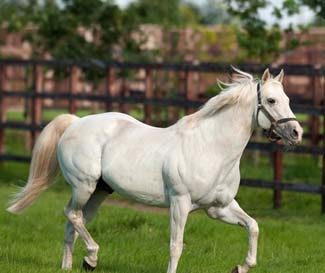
[283,0,301,15]
[1,0,218,77]
[226,0,283,62]
[0,0,148,81]
[0,0,34,32]
[302,0,325,18]
[237,23,282,62]
[179,3,202,26]
[26,0,140,60]
[225,0,325,62]
[125,0,182,27]
[286,37,300,50]
[302,0,325,26]
[1,0,324,66]
[205,83,223,97]
[124,0,204,27]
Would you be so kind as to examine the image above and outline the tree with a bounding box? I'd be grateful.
[125,0,182,26]
[125,0,204,27]
[302,0,325,26]
[0,0,143,61]
[226,0,324,63]
[226,0,286,62]
[179,3,203,26]
[0,0,152,82]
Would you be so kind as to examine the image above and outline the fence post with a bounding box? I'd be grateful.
[105,67,115,112]
[0,65,5,157]
[321,67,325,214]
[144,68,153,124]
[119,77,127,113]
[184,69,195,114]
[271,66,288,208]
[166,72,178,124]
[30,65,43,149]
[168,71,182,123]
[322,115,325,214]
[273,147,283,209]
[311,70,322,147]
[68,66,78,114]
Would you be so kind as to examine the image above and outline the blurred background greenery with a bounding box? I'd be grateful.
[0,0,324,64]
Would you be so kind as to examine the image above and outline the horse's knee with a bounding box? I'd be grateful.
[65,209,83,226]
[248,219,259,237]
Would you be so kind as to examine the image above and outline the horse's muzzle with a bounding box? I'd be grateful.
[274,120,303,145]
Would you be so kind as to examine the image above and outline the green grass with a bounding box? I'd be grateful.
[1,182,325,273]
[0,160,325,273]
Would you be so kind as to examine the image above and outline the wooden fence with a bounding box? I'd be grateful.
[0,59,324,212]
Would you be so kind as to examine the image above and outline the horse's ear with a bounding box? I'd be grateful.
[261,68,271,84]
[274,69,284,83]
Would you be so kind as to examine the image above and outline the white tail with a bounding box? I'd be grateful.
[7,114,79,214]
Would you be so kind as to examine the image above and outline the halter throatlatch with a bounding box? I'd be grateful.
[256,82,297,141]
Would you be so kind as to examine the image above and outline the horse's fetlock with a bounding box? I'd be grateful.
[246,258,257,268]
[88,243,99,253]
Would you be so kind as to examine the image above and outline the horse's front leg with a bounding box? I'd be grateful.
[206,199,259,273]
[167,193,192,273]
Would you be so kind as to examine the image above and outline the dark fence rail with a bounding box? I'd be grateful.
[0,59,324,75]
[0,59,325,212]
[1,90,324,115]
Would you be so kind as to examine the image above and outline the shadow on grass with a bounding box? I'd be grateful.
[103,262,165,273]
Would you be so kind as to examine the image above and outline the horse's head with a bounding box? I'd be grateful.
[255,68,303,145]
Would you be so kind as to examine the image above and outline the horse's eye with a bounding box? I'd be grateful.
[267,98,276,104]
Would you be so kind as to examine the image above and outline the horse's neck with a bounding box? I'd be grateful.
[204,105,253,150]
[179,95,256,159]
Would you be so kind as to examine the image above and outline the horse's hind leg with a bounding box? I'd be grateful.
[63,183,103,270]
[62,187,108,270]
[206,199,259,273]
[62,203,78,270]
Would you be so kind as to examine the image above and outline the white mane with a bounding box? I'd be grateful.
[179,68,256,124]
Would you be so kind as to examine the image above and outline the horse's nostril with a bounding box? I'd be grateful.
[292,129,298,138]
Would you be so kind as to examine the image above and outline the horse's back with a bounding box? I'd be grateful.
[56,113,141,184]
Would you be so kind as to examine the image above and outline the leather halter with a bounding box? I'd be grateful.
[256,82,297,140]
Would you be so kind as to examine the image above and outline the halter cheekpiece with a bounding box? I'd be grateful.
[256,82,297,141]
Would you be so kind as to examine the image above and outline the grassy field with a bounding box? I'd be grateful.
[0,110,325,272]
[1,181,325,273]
[0,159,325,273]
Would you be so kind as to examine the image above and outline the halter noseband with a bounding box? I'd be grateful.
[256,82,297,140]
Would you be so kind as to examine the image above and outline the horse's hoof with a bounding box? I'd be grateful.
[231,265,240,273]
[83,258,96,271]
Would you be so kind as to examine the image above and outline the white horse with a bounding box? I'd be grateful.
[7,68,302,273]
